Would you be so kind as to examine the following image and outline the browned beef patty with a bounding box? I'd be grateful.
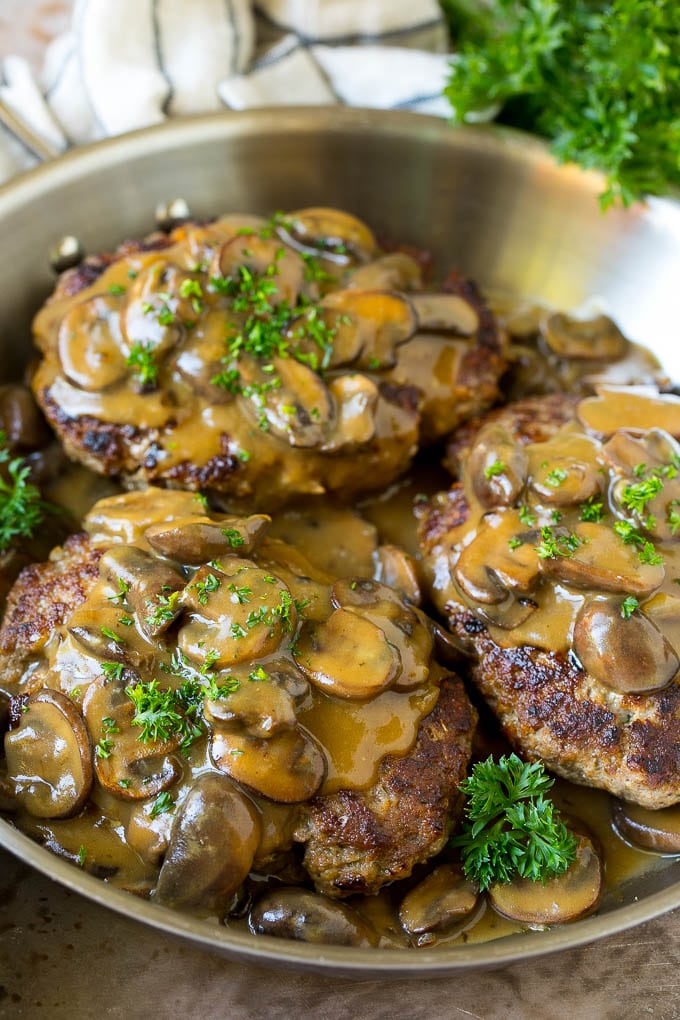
[301,674,476,897]
[31,210,506,510]
[418,393,680,809]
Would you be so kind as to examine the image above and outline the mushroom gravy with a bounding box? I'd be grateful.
[2,207,679,948]
[1,454,677,949]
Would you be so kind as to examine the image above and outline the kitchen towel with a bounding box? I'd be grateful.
[0,0,453,182]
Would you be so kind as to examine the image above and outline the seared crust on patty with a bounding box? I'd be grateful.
[301,674,476,897]
[445,604,680,808]
[0,533,100,687]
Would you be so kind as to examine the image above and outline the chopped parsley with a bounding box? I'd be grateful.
[100,626,124,645]
[149,792,175,820]
[545,467,568,487]
[107,577,130,604]
[101,662,125,681]
[620,476,663,515]
[518,505,536,527]
[126,341,158,388]
[192,572,221,606]
[222,527,245,548]
[145,589,181,628]
[535,526,581,560]
[613,520,663,565]
[227,583,252,604]
[508,537,523,550]
[620,595,640,619]
[579,496,605,523]
[484,459,505,480]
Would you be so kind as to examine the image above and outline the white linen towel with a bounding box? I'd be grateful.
[0,0,453,183]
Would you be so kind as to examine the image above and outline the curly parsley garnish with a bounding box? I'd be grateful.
[442,0,680,207]
[451,754,578,890]
[0,433,52,553]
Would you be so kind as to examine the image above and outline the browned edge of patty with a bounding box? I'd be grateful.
[302,674,477,897]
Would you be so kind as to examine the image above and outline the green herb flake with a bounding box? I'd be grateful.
[484,459,505,480]
[108,283,126,296]
[222,528,245,548]
[545,467,568,487]
[149,792,175,820]
[126,341,158,388]
[579,496,605,523]
[621,595,640,619]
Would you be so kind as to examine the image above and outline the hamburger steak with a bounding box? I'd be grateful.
[30,208,506,510]
[418,391,680,809]
[0,487,475,907]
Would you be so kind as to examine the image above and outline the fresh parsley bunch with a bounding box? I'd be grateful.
[441,0,680,208]
[0,431,50,553]
[452,753,578,890]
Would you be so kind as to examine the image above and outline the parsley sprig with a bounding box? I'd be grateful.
[452,754,578,890]
[0,432,52,553]
[442,0,680,207]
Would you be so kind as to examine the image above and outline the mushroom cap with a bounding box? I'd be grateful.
[5,689,94,818]
[155,773,261,913]
[488,831,602,925]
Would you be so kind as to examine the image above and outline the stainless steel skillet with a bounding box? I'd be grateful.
[0,107,679,975]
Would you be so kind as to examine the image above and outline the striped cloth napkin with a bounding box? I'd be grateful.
[0,0,453,182]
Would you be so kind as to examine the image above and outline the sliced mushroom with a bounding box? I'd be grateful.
[210,235,312,306]
[5,689,93,818]
[410,292,479,336]
[281,207,378,263]
[81,670,182,800]
[601,429,680,475]
[467,423,528,508]
[374,544,421,605]
[99,545,186,637]
[58,295,128,390]
[155,773,261,913]
[238,354,333,447]
[530,457,601,506]
[125,798,175,865]
[84,488,204,545]
[204,666,308,739]
[330,579,432,690]
[178,564,291,668]
[540,522,665,596]
[122,259,199,351]
[578,388,680,438]
[249,887,376,946]
[454,510,540,605]
[293,607,401,698]
[489,831,602,925]
[541,312,628,361]
[0,384,50,449]
[346,252,422,292]
[572,599,678,694]
[318,290,417,370]
[210,725,325,802]
[399,864,480,939]
[612,801,680,854]
[145,512,270,564]
[321,374,378,451]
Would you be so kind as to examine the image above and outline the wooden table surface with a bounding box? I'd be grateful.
[2,7,680,1019]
